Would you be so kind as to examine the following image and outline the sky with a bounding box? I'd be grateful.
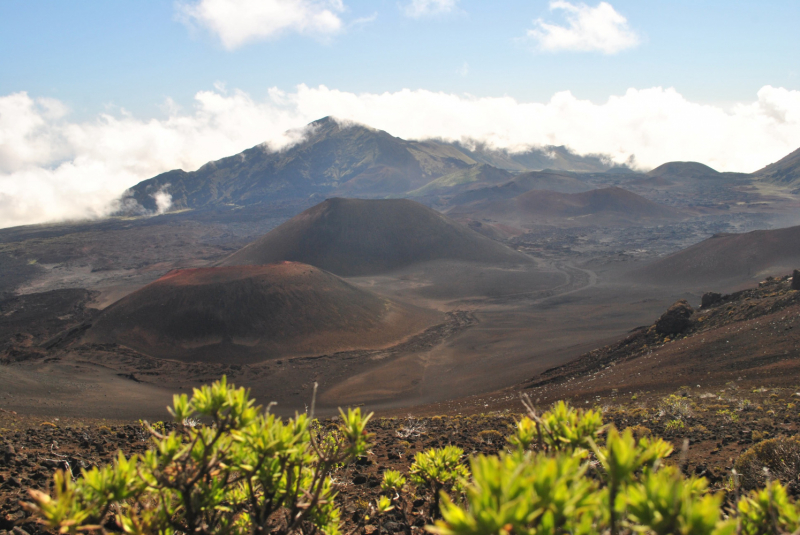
[1,0,800,228]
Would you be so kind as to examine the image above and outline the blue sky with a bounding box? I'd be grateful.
[1,0,800,228]
[2,0,798,119]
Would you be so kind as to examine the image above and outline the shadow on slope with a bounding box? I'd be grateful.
[221,198,532,276]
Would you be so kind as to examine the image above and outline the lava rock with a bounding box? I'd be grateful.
[700,292,723,309]
[655,299,695,335]
[792,269,800,291]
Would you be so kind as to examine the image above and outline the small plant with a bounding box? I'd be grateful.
[659,394,694,420]
[738,399,755,412]
[510,399,604,453]
[410,446,469,518]
[665,419,685,431]
[476,429,503,444]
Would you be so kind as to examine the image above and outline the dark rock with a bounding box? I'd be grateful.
[352,475,367,485]
[355,455,372,466]
[383,522,400,532]
[12,528,30,535]
[792,270,800,291]
[655,300,695,335]
[700,292,723,308]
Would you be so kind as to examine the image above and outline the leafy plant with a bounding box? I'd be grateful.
[26,377,372,535]
[410,446,469,518]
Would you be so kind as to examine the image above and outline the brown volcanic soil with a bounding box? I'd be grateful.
[6,387,800,535]
[449,186,684,229]
[629,225,800,288]
[220,198,531,276]
[517,275,800,405]
[84,263,440,363]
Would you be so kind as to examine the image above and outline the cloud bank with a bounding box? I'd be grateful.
[526,1,639,54]
[177,0,345,49]
[2,84,800,228]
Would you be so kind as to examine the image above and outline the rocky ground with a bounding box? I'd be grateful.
[3,383,800,535]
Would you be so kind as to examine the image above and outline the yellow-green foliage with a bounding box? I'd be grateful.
[27,377,372,535]
[665,419,685,431]
[508,400,603,452]
[28,386,800,535]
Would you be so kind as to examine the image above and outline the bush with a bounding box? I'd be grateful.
[26,377,372,535]
[734,435,800,490]
[476,429,503,444]
[410,445,469,518]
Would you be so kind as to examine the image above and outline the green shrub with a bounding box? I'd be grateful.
[508,400,603,453]
[410,445,469,518]
[665,419,685,431]
[26,377,372,535]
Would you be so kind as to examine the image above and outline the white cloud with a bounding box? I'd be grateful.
[2,84,800,228]
[457,61,469,77]
[177,0,345,49]
[402,0,459,18]
[526,1,639,54]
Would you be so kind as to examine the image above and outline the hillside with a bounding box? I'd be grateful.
[647,161,720,179]
[523,274,800,403]
[446,170,592,208]
[124,118,614,212]
[85,263,438,362]
[407,163,513,197]
[449,186,684,228]
[629,224,800,287]
[755,146,800,187]
[220,198,531,276]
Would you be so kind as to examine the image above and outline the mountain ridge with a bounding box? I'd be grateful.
[123,117,616,213]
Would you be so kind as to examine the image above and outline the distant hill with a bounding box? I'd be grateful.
[449,187,684,228]
[220,198,532,276]
[647,162,720,179]
[629,224,800,287]
[755,147,800,187]
[446,170,593,208]
[124,117,614,212]
[85,263,438,362]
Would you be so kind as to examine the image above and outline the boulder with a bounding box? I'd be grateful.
[655,299,695,335]
[792,269,800,290]
[701,292,723,308]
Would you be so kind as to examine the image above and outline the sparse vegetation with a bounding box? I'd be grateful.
[734,436,800,490]
[23,385,800,535]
